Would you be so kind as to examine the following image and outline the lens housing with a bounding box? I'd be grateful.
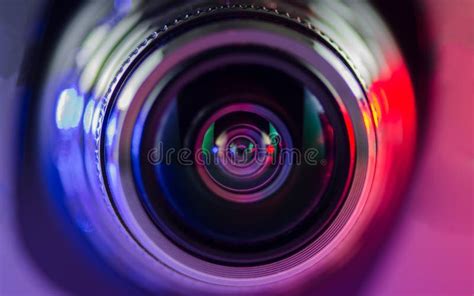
[101,7,367,279]
[40,1,417,294]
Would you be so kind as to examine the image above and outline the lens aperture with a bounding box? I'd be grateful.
[196,103,292,203]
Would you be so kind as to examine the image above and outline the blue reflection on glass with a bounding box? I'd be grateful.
[56,88,84,130]
[114,0,132,14]
[106,116,117,147]
[83,99,95,134]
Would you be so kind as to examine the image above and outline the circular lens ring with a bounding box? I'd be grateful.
[223,134,259,170]
[194,103,293,203]
[134,45,352,266]
[96,9,373,283]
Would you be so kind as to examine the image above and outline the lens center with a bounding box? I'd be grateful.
[227,135,257,168]
[195,103,292,203]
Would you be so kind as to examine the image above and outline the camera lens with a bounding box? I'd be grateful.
[40,1,416,292]
[134,48,350,264]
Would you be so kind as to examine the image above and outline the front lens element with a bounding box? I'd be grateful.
[134,48,351,265]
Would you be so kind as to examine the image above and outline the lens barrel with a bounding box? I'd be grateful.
[40,1,416,293]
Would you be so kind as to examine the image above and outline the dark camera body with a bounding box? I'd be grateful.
[1,0,472,295]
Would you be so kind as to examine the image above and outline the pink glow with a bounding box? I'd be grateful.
[364,1,474,294]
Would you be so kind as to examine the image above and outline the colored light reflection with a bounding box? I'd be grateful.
[266,144,275,154]
[114,0,132,14]
[82,99,95,133]
[55,88,84,130]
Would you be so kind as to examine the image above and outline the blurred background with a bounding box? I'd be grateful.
[0,0,472,295]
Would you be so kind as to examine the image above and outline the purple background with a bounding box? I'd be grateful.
[0,0,472,294]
